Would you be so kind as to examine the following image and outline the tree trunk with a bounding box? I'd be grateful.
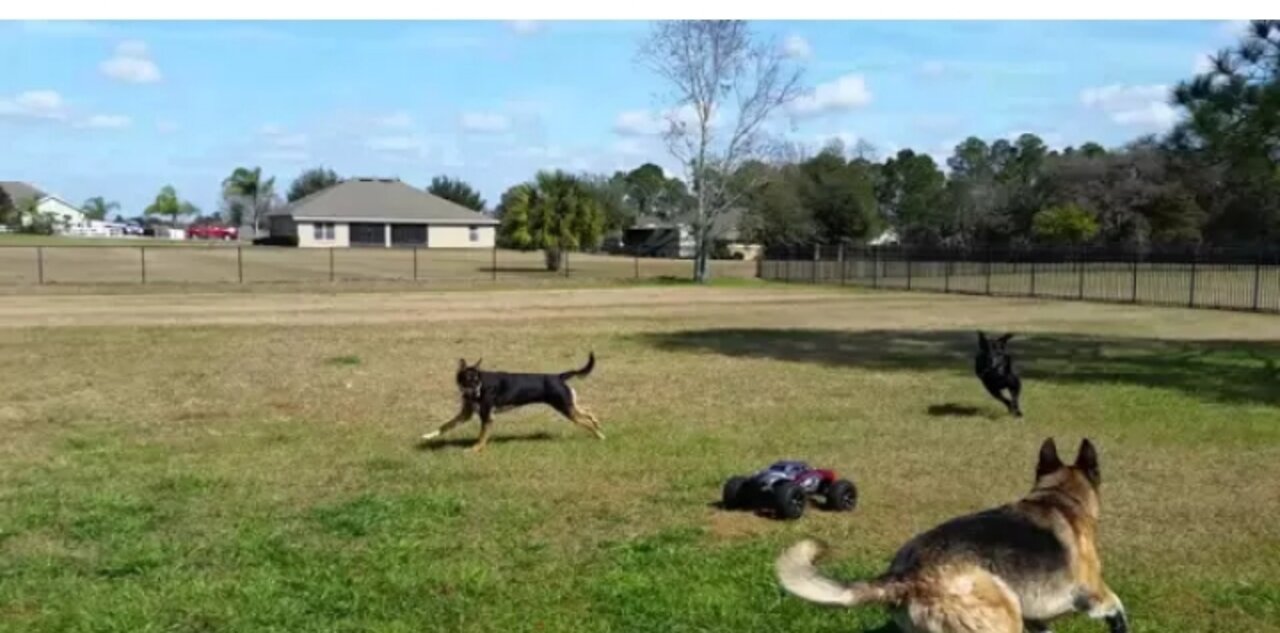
[543,248,562,271]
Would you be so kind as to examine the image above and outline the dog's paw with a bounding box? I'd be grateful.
[420,431,441,441]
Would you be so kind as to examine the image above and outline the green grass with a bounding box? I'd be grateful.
[1,285,1278,632]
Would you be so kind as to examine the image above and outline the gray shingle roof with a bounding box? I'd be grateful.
[274,178,497,224]
[0,181,48,204]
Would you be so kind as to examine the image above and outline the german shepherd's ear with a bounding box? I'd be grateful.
[1075,438,1101,487]
[997,333,1014,344]
[473,358,482,368]
[458,358,468,371]
[977,331,990,350]
[1036,438,1063,479]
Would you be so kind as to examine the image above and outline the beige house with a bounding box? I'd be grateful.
[1,181,87,234]
[267,177,497,248]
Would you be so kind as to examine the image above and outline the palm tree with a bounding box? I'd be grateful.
[496,171,605,271]
[222,166,276,238]
[82,196,120,221]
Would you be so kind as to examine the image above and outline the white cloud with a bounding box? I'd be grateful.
[258,124,308,149]
[1192,53,1217,75]
[790,74,872,118]
[1080,84,1178,130]
[508,21,542,36]
[0,90,68,120]
[377,112,414,129]
[613,110,666,137]
[156,120,179,134]
[365,136,423,154]
[99,40,162,84]
[612,104,710,137]
[1218,20,1251,38]
[459,112,511,134]
[782,35,812,60]
[1110,103,1179,129]
[76,114,132,129]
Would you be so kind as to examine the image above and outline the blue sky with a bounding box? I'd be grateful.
[0,20,1249,217]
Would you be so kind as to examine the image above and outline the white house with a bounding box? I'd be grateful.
[0,181,87,234]
[267,177,498,248]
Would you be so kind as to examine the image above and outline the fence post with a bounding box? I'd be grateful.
[1188,250,1198,308]
[944,258,951,293]
[564,250,571,278]
[329,248,335,283]
[140,246,147,284]
[491,245,498,283]
[1077,247,1085,300]
[985,246,992,296]
[1253,252,1263,312]
[812,244,820,284]
[1029,257,1036,297]
[785,248,792,282]
[838,244,846,286]
[637,253,642,280]
[413,247,419,282]
[36,247,45,285]
[1130,252,1139,303]
[237,246,244,284]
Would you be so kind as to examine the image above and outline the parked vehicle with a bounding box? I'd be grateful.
[187,224,239,240]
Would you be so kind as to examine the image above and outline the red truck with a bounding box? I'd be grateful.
[187,224,239,241]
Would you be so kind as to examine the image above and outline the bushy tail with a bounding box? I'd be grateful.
[776,540,907,608]
[560,352,595,381]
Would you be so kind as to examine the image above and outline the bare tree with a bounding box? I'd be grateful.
[639,20,804,282]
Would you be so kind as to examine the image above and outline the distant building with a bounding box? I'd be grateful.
[623,207,760,260]
[0,181,87,233]
[267,177,497,248]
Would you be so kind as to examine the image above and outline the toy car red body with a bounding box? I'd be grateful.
[721,460,857,520]
[187,224,238,240]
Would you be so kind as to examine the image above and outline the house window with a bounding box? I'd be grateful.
[313,222,335,241]
[469,226,480,242]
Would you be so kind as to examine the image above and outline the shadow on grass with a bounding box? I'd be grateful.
[642,328,1280,408]
[416,431,555,452]
[927,403,985,417]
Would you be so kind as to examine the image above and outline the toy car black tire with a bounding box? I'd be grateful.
[823,479,858,512]
[772,481,807,520]
[722,476,749,510]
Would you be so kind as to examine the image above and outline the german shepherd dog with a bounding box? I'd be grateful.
[777,438,1127,633]
[420,353,604,452]
[976,331,1023,417]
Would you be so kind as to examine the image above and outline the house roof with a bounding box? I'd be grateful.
[632,206,745,241]
[0,181,48,204]
[272,178,497,225]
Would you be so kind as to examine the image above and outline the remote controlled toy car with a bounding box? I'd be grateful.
[721,460,858,520]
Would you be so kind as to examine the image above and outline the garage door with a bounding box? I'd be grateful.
[349,223,385,246]
[391,224,427,247]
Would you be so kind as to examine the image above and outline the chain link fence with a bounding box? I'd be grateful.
[759,244,1280,313]
[0,243,758,287]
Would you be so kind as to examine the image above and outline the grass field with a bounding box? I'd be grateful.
[1,285,1278,632]
[0,243,755,287]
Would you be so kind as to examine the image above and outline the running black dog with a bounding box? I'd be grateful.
[975,332,1023,417]
[421,352,604,452]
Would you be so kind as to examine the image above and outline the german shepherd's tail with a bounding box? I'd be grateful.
[776,540,908,608]
[559,352,595,381]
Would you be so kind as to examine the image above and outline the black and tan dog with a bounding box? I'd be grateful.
[777,438,1127,633]
[976,331,1023,417]
[420,353,604,452]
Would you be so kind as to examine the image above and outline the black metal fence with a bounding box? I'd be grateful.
[0,243,758,287]
[759,244,1280,313]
